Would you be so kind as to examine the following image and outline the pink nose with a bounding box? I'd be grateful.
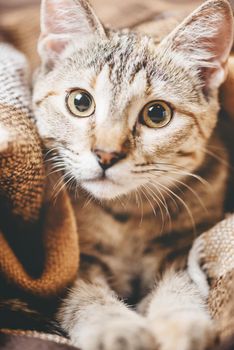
[93,149,126,170]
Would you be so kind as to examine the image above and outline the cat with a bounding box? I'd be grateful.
[33,0,233,349]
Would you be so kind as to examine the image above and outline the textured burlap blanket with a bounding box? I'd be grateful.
[0,0,234,349]
[0,42,79,334]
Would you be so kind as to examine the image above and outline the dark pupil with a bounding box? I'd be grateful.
[74,93,91,112]
[147,104,167,123]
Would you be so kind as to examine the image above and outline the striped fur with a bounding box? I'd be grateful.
[33,0,233,349]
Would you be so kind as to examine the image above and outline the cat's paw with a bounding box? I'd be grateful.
[150,314,216,350]
[80,318,157,350]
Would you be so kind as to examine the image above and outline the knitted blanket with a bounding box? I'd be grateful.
[0,43,79,297]
[188,215,234,344]
[0,1,234,349]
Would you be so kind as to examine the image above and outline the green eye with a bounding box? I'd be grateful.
[66,89,95,117]
[140,100,173,128]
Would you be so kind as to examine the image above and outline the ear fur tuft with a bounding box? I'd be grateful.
[159,0,234,90]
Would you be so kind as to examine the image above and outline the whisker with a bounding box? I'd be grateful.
[143,183,166,232]
[133,164,211,190]
[83,194,94,208]
[53,172,74,203]
[157,182,196,235]
[134,190,140,209]
[140,185,157,217]
[136,188,144,224]
[46,167,66,178]
[147,182,172,232]
[199,146,230,168]
[161,174,208,214]
[149,180,179,214]
[43,147,59,160]
[52,174,65,193]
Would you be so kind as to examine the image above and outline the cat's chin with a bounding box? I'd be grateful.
[81,178,134,201]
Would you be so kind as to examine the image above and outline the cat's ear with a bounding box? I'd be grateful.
[39,0,106,68]
[159,0,233,91]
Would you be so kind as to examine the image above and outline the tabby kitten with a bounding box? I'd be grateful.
[33,0,233,349]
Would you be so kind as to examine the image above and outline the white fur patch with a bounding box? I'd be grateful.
[188,238,210,298]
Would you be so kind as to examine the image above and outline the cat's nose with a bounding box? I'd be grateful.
[93,149,126,170]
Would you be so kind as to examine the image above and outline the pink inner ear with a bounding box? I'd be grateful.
[199,66,219,96]
[39,0,106,65]
[45,37,68,55]
[210,17,233,64]
[39,0,91,63]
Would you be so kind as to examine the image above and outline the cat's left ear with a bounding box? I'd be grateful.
[159,0,233,91]
[39,0,106,68]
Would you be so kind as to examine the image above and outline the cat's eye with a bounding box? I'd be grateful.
[140,100,173,128]
[66,89,95,117]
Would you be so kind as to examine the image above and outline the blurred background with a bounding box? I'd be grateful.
[0,0,204,70]
[0,0,204,16]
[0,0,233,28]
[0,0,39,11]
[0,0,233,70]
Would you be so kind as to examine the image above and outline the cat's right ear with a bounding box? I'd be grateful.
[39,0,106,69]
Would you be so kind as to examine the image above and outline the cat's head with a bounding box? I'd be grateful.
[33,0,233,200]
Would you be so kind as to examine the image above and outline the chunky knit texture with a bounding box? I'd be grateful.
[0,43,43,221]
[190,215,234,342]
[0,43,79,297]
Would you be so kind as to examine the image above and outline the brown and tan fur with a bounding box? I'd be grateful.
[33,0,233,349]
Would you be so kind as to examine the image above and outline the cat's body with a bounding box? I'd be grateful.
[33,0,233,349]
[73,134,228,303]
[60,135,228,350]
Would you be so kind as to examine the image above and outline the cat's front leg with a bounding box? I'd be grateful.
[139,271,215,350]
[58,277,157,350]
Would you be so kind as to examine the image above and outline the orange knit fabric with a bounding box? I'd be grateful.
[0,43,79,297]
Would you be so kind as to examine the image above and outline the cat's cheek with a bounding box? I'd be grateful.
[139,115,195,159]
